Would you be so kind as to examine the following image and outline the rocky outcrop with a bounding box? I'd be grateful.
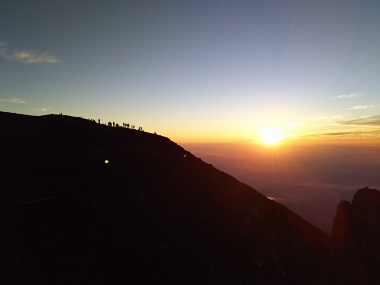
[332,187,380,283]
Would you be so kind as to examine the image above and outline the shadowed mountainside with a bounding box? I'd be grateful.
[0,111,378,284]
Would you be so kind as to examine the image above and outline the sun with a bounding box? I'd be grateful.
[260,127,283,144]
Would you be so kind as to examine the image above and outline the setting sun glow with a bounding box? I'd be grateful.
[260,128,283,144]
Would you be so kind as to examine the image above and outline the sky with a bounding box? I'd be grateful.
[1,0,380,143]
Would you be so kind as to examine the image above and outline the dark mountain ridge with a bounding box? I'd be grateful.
[0,111,378,284]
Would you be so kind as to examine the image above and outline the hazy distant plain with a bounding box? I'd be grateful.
[183,142,380,234]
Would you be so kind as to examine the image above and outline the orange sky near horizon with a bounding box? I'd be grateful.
[173,128,380,146]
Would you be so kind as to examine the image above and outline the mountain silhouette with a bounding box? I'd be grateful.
[0,111,379,284]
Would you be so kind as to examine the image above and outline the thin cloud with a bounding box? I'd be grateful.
[12,51,60,64]
[348,105,376,110]
[300,129,380,139]
[337,115,380,126]
[0,98,27,104]
[41,107,52,112]
[0,42,60,64]
[301,114,343,121]
[332,93,363,99]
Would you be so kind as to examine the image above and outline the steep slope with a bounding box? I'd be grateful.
[332,187,380,283]
[0,111,364,284]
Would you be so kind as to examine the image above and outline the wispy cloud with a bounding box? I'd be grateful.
[300,129,380,139]
[297,116,380,139]
[41,107,52,112]
[0,42,60,64]
[301,114,343,121]
[0,98,27,104]
[337,115,380,126]
[12,51,60,64]
[333,93,363,99]
[348,104,377,110]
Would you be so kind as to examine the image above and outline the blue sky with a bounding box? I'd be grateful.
[1,0,380,142]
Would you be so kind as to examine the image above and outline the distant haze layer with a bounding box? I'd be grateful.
[182,142,380,234]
